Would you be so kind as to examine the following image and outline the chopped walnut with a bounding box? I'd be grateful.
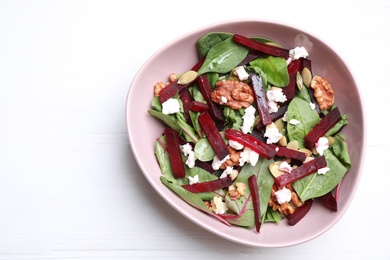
[268,183,303,216]
[153,82,166,97]
[228,182,247,200]
[211,80,254,110]
[169,73,178,83]
[310,75,334,110]
[220,147,241,169]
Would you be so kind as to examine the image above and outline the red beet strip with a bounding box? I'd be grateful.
[180,87,193,125]
[159,81,189,103]
[164,128,186,179]
[304,107,342,150]
[287,199,313,226]
[268,144,307,162]
[248,174,262,233]
[182,177,232,193]
[197,74,225,122]
[255,104,288,130]
[282,59,302,101]
[318,191,338,212]
[189,100,209,112]
[250,73,272,126]
[198,111,230,160]
[233,34,290,59]
[275,155,327,187]
[225,128,276,159]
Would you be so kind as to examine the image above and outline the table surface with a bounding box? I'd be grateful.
[0,0,387,259]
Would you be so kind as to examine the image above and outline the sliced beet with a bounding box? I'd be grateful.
[179,87,193,125]
[198,111,230,160]
[197,74,225,122]
[194,160,215,174]
[191,57,205,71]
[233,34,290,59]
[189,100,209,112]
[255,104,288,131]
[182,177,232,193]
[304,107,342,150]
[268,144,307,162]
[318,191,338,212]
[225,128,276,159]
[250,73,272,126]
[159,81,188,103]
[274,155,327,187]
[283,59,302,101]
[248,174,262,233]
[287,199,313,226]
[164,128,186,179]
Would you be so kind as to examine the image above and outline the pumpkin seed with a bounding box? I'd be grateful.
[296,71,304,91]
[178,70,197,85]
[302,67,312,87]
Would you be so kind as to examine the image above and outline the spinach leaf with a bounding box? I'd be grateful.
[155,137,176,183]
[223,107,244,130]
[225,157,274,228]
[250,56,289,87]
[148,109,182,132]
[196,32,233,58]
[292,150,348,201]
[330,133,351,170]
[151,96,162,112]
[263,207,282,223]
[286,97,320,148]
[326,113,348,136]
[194,137,216,162]
[197,37,249,75]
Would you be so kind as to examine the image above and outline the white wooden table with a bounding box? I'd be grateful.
[0,0,387,259]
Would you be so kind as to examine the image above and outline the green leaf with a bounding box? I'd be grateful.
[194,137,216,162]
[292,151,348,201]
[196,32,233,58]
[225,157,274,228]
[148,109,181,132]
[250,56,289,87]
[197,37,249,75]
[160,176,212,212]
[286,97,320,148]
[330,133,351,170]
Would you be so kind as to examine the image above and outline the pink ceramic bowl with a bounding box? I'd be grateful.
[126,19,366,247]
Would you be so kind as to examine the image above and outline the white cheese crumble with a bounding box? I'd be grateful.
[221,96,228,104]
[315,137,329,156]
[235,66,249,81]
[188,175,199,185]
[181,143,196,168]
[211,154,230,170]
[318,167,330,175]
[219,166,234,179]
[289,119,300,125]
[309,102,316,110]
[278,161,292,173]
[241,105,256,134]
[239,147,259,166]
[266,88,287,113]
[289,46,309,60]
[229,140,244,150]
[162,98,181,115]
[275,187,292,204]
[211,196,228,214]
[264,123,283,144]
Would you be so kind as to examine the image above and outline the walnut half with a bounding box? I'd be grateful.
[210,80,254,110]
[310,75,334,111]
